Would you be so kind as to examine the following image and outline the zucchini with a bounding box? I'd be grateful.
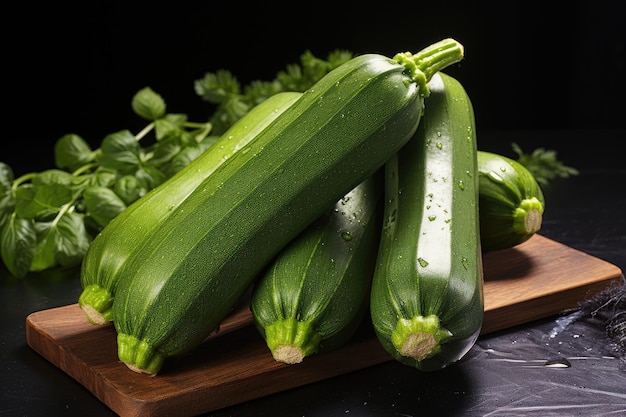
[370,72,483,371]
[111,39,465,375]
[250,173,382,364]
[477,150,545,251]
[78,91,302,325]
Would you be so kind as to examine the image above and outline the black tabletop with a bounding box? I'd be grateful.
[2,128,625,416]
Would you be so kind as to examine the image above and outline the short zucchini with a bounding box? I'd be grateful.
[370,71,483,371]
[250,173,382,364]
[78,91,302,325]
[477,150,545,252]
[111,39,465,375]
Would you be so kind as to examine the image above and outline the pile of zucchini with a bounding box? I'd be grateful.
[77,38,545,375]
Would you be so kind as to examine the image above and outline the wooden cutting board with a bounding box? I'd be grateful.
[25,235,623,417]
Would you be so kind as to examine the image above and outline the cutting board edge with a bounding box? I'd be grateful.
[26,307,394,417]
[481,272,623,334]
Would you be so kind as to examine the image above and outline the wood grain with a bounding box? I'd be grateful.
[25,235,623,417]
[481,235,623,333]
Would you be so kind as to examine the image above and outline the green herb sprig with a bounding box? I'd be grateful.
[511,142,579,186]
[0,88,215,278]
[194,49,353,135]
[1,50,352,278]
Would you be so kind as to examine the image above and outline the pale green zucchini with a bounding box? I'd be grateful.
[370,72,483,371]
[111,39,465,375]
[78,91,302,325]
[250,173,382,364]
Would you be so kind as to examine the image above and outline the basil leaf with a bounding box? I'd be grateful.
[154,113,188,141]
[132,87,166,121]
[0,162,13,188]
[0,162,15,224]
[54,134,95,171]
[0,215,36,277]
[14,182,72,219]
[83,186,127,228]
[135,165,166,190]
[151,139,183,168]
[33,169,75,187]
[91,170,117,187]
[31,212,91,271]
[114,175,146,205]
[99,130,142,174]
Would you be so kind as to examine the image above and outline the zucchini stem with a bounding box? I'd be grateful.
[77,284,114,325]
[393,38,464,97]
[117,333,164,376]
[513,197,544,235]
[264,317,322,364]
[391,315,452,361]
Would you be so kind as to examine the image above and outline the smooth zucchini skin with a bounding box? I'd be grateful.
[250,173,383,364]
[477,151,545,251]
[77,91,302,325]
[112,39,465,375]
[370,72,483,371]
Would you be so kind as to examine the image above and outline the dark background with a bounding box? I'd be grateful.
[2,4,625,416]
[3,1,624,176]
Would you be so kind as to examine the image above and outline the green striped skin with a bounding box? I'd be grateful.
[78,92,302,325]
[250,174,383,364]
[370,72,483,371]
[112,39,465,375]
[477,151,545,252]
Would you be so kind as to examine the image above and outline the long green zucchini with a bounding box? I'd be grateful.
[370,71,483,371]
[250,173,382,364]
[111,39,465,375]
[78,91,302,325]
[477,150,545,251]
